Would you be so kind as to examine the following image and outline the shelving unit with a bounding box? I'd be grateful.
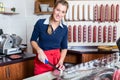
[66,0,120,46]
[0,12,19,15]
[34,12,52,15]
[34,0,56,15]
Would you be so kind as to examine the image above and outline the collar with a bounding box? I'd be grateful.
[43,17,64,28]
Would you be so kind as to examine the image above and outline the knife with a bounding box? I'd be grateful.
[45,59,60,71]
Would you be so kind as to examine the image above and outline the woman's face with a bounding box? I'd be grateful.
[53,3,67,22]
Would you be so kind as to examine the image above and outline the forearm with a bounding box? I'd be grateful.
[31,41,42,53]
[59,49,67,63]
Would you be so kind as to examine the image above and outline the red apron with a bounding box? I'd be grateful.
[34,49,60,75]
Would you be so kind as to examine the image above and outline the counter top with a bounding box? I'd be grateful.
[0,52,36,66]
[23,71,56,80]
[68,46,119,53]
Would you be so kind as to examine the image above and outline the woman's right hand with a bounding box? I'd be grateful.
[37,49,48,64]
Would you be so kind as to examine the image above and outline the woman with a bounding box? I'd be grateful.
[30,0,69,75]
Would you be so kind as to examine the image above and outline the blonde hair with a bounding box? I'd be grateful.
[47,0,69,35]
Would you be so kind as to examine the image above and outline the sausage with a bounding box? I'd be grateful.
[103,26,107,42]
[93,26,97,42]
[88,5,90,21]
[73,25,77,42]
[78,25,82,42]
[72,5,74,21]
[88,25,92,42]
[111,4,114,22]
[100,4,104,22]
[77,5,80,21]
[94,5,98,21]
[68,25,72,42]
[98,26,102,42]
[82,5,85,21]
[108,25,112,42]
[116,4,119,22]
[83,25,87,42]
[113,26,117,42]
[105,4,109,21]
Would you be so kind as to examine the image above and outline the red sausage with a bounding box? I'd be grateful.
[88,25,92,42]
[103,26,107,42]
[98,26,102,42]
[83,25,87,42]
[93,26,97,42]
[105,4,109,21]
[108,25,112,42]
[113,26,117,42]
[73,25,77,42]
[68,25,72,42]
[116,4,119,22]
[111,4,114,22]
[78,25,82,42]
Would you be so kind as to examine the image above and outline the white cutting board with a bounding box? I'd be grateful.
[23,71,56,80]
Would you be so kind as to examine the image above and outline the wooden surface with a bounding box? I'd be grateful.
[0,59,34,80]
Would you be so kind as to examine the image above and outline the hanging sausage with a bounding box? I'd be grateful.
[78,25,82,42]
[111,4,114,22]
[108,25,112,42]
[77,5,80,21]
[105,4,109,21]
[93,4,98,21]
[88,5,90,21]
[113,26,117,42]
[73,25,77,42]
[82,5,85,21]
[103,26,107,42]
[68,25,72,42]
[98,26,102,42]
[116,4,119,22]
[72,5,74,21]
[83,25,87,42]
[100,4,104,22]
[88,25,92,42]
[93,26,97,42]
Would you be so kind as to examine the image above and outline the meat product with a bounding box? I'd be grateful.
[113,69,120,80]
[111,4,114,22]
[88,5,90,20]
[9,54,22,60]
[52,70,61,76]
[103,26,107,42]
[94,5,98,21]
[100,4,104,22]
[113,26,117,42]
[82,5,85,21]
[88,25,92,42]
[83,25,87,42]
[93,26,97,42]
[116,4,119,22]
[68,25,72,42]
[72,5,74,21]
[105,4,109,21]
[74,5,78,21]
[108,25,112,42]
[78,25,82,42]
[73,25,77,42]
[98,26,102,42]
[77,5,80,21]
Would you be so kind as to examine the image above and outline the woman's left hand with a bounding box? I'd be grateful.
[56,61,65,70]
